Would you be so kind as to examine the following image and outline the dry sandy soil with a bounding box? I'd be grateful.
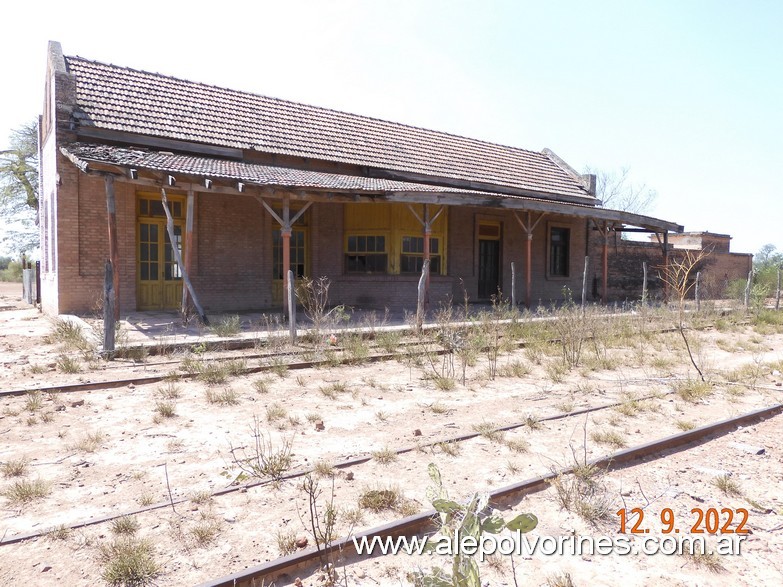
[0,283,782,586]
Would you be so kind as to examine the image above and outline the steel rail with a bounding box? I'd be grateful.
[0,385,681,546]
[185,402,780,586]
[0,320,685,398]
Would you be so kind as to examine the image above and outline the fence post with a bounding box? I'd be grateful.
[776,266,781,311]
[695,271,701,312]
[103,261,115,356]
[287,269,296,344]
[416,259,430,331]
[511,262,516,308]
[22,267,32,304]
[642,261,648,306]
[581,256,589,316]
[744,270,752,309]
[35,261,41,306]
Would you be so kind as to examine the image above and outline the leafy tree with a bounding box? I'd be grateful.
[585,166,657,215]
[0,121,39,255]
[753,243,783,292]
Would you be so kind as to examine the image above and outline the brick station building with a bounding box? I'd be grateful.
[40,40,697,318]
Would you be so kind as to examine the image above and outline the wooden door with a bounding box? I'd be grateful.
[137,220,183,310]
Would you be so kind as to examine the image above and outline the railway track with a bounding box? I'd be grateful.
[193,402,783,587]
[0,382,683,546]
[2,318,685,398]
[2,309,776,586]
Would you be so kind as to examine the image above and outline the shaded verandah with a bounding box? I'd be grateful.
[60,144,683,332]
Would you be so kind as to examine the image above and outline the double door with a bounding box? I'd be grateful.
[137,220,183,310]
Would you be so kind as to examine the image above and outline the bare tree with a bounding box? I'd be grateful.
[585,166,657,215]
[0,121,39,254]
[657,249,710,381]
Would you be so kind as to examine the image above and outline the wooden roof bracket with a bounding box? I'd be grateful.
[514,211,546,238]
[406,203,444,233]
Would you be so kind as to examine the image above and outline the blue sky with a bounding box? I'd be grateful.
[1,0,780,256]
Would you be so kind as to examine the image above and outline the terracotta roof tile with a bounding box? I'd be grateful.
[60,143,683,232]
[60,142,508,195]
[65,56,594,202]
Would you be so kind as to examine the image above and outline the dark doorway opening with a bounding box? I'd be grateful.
[478,239,500,299]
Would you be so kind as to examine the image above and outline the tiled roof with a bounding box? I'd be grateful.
[64,56,594,202]
[60,142,503,195]
[60,143,682,232]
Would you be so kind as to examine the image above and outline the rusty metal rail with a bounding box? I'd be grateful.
[0,386,680,546]
[190,402,783,587]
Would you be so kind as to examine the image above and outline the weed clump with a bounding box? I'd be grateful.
[1,458,29,478]
[712,474,742,497]
[358,487,400,512]
[110,516,140,536]
[211,315,242,337]
[100,538,159,587]
[675,379,712,403]
[590,429,627,448]
[2,478,51,504]
[228,416,293,480]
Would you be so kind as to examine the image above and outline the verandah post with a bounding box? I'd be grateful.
[416,259,430,331]
[581,256,589,316]
[601,222,609,304]
[282,195,291,318]
[103,260,115,356]
[288,269,296,344]
[104,175,121,321]
[423,204,431,301]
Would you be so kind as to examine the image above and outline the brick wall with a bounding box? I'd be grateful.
[587,232,753,302]
[191,193,269,312]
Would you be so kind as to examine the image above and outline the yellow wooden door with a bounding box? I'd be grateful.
[138,220,183,310]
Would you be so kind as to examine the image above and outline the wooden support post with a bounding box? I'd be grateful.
[511,262,516,308]
[525,233,532,309]
[182,190,195,312]
[104,175,121,320]
[662,232,669,303]
[744,270,752,309]
[423,204,431,300]
[581,256,589,316]
[161,189,209,325]
[405,203,443,307]
[282,196,291,317]
[35,261,41,306]
[514,211,545,310]
[255,195,311,317]
[103,260,115,356]
[776,266,781,311]
[695,271,701,312]
[601,222,609,304]
[416,259,430,331]
[287,269,296,344]
[642,261,648,306]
